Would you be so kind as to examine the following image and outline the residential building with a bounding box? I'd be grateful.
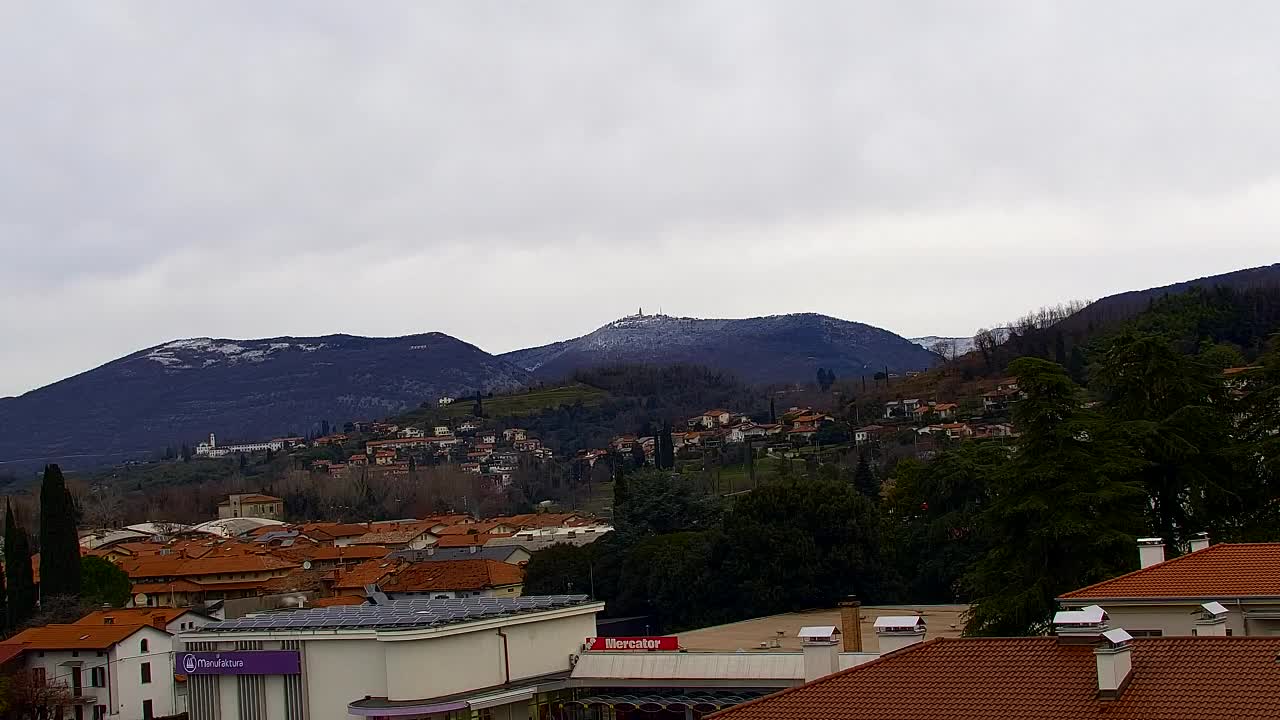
[180,595,602,720]
[0,623,178,720]
[932,402,959,419]
[76,607,216,634]
[1056,537,1280,637]
[399,426,426,438]
[707,629,1280,720]
[349,528,437,551]
[692,409,733,429]
[392,545,532,565]
[216,493,284,521]
[124,552,300,607]
[377,558,525,599]
[195,433,288,459]
[503,428,528,442]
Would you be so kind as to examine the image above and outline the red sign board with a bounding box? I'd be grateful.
[585,636,679,651]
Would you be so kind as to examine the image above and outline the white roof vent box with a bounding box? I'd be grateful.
[1201,601,1229,619]
[798,626,841,645]
[1100,628,1133,649]
[1054,605,1110,644]
[873,616,926,633]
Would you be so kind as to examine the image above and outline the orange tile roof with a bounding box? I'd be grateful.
[76,607,203,628]
[435,533,511,548]
[333,558,407,590]
[295,522,371,539]
[1059,543,1280,600]
[709,637,1280,720]
[276,545,389,563]
[5,624,154,650]
[436,521,506,535]
[380,559,523,593]
[351,529,434,546]
[310,595,367,608]
[124,552,299,579]
[218,494,282,505]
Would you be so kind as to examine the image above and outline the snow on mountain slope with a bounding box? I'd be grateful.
[910,336,977,356]
[502,313,938,384]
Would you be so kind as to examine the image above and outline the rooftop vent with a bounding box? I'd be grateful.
[1137,537,1165,568]
[1054,605,1109,644]
[1195,601,1230,636]
[1189,532,1211,553]
[874,616,926,655]
[1095,628,1134,700]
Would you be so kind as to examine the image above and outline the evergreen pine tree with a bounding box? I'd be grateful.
[658,423,676,470]
[630,441,647,468]
[769,398,777,424]
[964,358,1145,636]
[853,453,878,499]
[39,464,82,600]
[5,501,37,628]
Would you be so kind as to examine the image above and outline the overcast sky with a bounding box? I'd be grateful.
[2,2,1278,397]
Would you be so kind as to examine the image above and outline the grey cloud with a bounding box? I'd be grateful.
[1,1,1279,395]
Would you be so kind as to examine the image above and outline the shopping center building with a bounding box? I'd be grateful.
[179,595,952,720]
[180,595,602,720]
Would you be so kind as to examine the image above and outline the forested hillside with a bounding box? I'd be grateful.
[526,293,1280,636]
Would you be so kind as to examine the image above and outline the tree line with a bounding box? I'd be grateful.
[526,317,1280,635]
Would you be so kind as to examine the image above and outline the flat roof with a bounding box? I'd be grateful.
[678,605,967,653]
[195,595,592,633]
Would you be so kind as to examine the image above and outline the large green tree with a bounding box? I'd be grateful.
[964,357,1146,636]
[79,556,132,608]
[1093,333,1234,550]
[885,443,1004,602]
[38,464,82,600]
[614,469,722,539]
[4,502,37,629]
[717,477,895,620]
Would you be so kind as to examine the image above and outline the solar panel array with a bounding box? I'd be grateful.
[202,594,591,633]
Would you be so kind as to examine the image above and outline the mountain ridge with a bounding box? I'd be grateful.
[501,312,938,384]
[0,332,530,470]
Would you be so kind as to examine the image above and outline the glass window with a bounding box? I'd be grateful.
[93,706,107,720]
[140,662,152,684]
[143,699,154,720]
[140,639,149,653]
[91,666,107,687]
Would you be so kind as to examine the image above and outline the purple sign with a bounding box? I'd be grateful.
[177,651,301,675]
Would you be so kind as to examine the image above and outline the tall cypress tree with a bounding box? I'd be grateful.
[5,501,36,628]
[39,464,82,600]
[853,453,878,499]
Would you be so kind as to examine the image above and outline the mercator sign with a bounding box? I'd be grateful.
[585,636,679,651]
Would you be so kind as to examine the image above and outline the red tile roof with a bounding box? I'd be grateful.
[435,533,511,548]
[380,559,524,593]
[123,552,299,579]
[333,558,407,590]
[5,624,155,650]
[710,637,1280,720]
[76,607,203,628]
[1059,543,1280,600]
[310,594,367,608]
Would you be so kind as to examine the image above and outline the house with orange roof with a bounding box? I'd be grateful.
[332,558,408,593]
[123,550,300,607]
[76,606,216,634]
[216,493,284,521]
[377,559,525,599]
[708,628,1280,720]
[1057,537,1280,638]
[349,527,437,551]
[1,622,179,719]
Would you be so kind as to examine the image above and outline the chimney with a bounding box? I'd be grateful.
[1189,532,1210,554]
[874,616,926,655]
[1053,605,1109,644]
[838,596,863,652]
[798,626,841,682]
[1194,601,1229,637]
[1095,628,1134,700]
[1137,537,1165,568]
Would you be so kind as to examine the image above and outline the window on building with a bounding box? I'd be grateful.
[91,666,106,687]
[143,699,154,720]
[32,667,45,685]
[93,706,107,720]
[140,662,152,684]
[103,617,114,625]
[1128,629,1163,637]
[74,706,84,720]
[140,639,149,653]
